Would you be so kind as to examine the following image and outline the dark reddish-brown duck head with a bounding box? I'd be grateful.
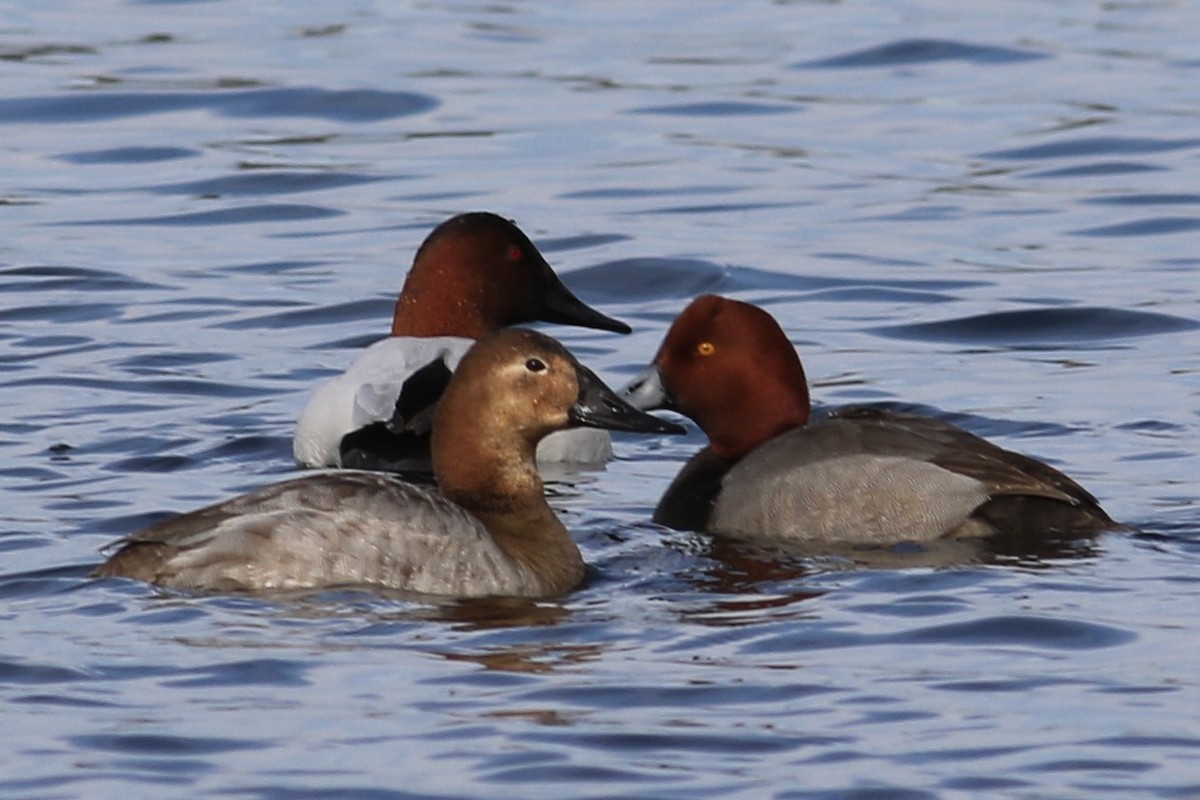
[624,294,811,461]
[390,212,630,339]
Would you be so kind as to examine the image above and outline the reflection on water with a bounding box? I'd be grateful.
[440,642,604,675]
[3,0,1200,797]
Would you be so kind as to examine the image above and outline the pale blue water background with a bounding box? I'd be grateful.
[3,1,1200,797]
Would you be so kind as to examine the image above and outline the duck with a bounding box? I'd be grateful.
[623,294,1119,545]
[293,211,632,474]
[95,329,684,596]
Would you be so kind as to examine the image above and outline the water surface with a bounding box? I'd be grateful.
[2,1,1199,798]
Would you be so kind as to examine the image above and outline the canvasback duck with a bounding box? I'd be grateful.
[96,329,684,596]
[624,294,1119,544]
[293,211,632,474]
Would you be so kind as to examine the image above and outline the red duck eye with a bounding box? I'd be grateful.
[506,244,523,261]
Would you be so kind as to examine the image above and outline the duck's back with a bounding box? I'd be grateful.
[709,407,1114,544]
[95,472,536,596]
[293,336,472,468]
[294,335,612,470]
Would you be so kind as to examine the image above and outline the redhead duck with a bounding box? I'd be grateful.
[96,329,683,596]
[293,212,631,474]
[624,294,1119,545]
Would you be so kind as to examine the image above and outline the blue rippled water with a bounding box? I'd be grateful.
[3,1,1200,798]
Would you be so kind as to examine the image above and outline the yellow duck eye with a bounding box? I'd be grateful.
[697,341,716,357]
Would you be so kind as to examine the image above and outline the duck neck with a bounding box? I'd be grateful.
[710,401,808,462]
[436,436,584,596]
[391,289,492,339]
[471,498,585,596]
[697,363,808,463]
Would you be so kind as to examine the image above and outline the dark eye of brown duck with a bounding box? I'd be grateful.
[525,357,547,373]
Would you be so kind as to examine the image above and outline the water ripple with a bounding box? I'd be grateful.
[1028,162,1166,178]
[742,613,1133,653]
[57,146,199,165]
[0,265,166,293]
[980,135,1200,161]
[69,732,266,756]
[874,306,1198,346]
[0,658,89,684]
[163,658,311,688]
[1083,193,1200,207]
[215,298,390,331]
[3,3,1199,799]
[0,87,437,124]
[630,101,796,116]
[798,38,1048,68]
[144,172,391,198]
[8,375,276,399]
[63,203,344,226]
[1072,217,1200,237]
[567,257,983,303]
[895,614,1134,650]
